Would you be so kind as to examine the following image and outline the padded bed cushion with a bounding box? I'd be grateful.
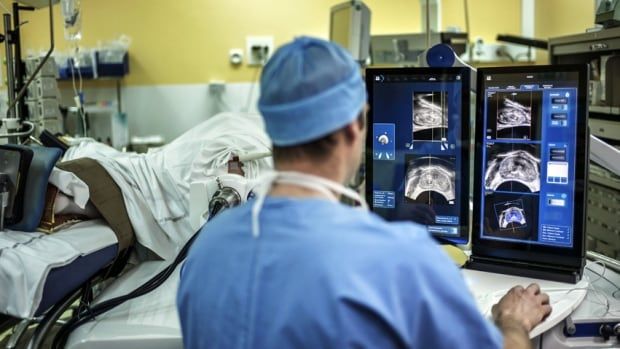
[0,220,118,319]
[35,244,117,315]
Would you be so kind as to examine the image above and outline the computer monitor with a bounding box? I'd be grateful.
[365,67,471,245]
[470,65,589,283]
[329,0,371,64]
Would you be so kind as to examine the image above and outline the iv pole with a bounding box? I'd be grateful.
[0,0,55,143]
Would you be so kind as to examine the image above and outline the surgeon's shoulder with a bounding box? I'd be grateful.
[337,204,433,244]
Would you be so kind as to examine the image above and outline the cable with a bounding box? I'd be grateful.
[425,0,431,49]
[585,262,620,301]
[77,53,83,93]
[77,65,86,137]
[217,93,234,112]
[463,0,472,63]
[544,262,620,318]
[52,207,230,349]
[480,262,620,320]
[0,121,35,139]
[244,65,262,113]
[585,261,607,285]
[53,231,198,348]
[69,44,87,137]
[244,46,268,113]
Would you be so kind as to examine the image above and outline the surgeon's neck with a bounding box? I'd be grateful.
[270,158,348,199]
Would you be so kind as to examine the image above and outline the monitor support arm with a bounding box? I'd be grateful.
[419,43,477,92]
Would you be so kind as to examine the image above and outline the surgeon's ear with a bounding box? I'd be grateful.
[342,121,361,145]
[343,106,367,144]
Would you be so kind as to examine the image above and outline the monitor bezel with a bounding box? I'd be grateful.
[471,64,589,268]
[365,67,471,245]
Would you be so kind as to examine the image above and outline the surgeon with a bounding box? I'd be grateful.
[177,36,551,349]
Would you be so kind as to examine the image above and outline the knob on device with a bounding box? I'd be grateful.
[600,324,614,341]
[378,134,389,145]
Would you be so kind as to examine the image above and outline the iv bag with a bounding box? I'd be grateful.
[61,0,82,42]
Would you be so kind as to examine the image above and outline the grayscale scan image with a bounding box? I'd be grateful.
[404,155,456,205]
[484,144,541,194]
[412,92,448,142]
[486,91,542,140]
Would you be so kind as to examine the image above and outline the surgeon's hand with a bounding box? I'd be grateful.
[492,283,551,333]
[492,284,551,349]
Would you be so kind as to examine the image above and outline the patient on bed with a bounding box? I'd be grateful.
[0,112,271,321]
[32,112,272,260]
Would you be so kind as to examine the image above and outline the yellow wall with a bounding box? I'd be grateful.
[17,0,588,86]
[443,0,521,43]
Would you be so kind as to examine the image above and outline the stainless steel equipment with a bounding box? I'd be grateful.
[0,0,56,143]
[597,0,620,28]
[549,27,620,112]
[370,32,467,66]
[550,28,620,260]
[587,163,620,260]
[329,0,371,64]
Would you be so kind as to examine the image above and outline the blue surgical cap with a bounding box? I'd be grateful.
[258,36,366,146]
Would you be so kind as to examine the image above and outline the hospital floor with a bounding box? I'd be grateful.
[0,330,8,343]
[0,316,15,343]
[0,310,72,349]
[0,323,61,348]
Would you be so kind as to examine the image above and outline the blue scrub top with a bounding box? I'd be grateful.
[177,197,503,349]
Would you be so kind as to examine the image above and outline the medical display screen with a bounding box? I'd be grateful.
[477,70,581,249]
[365,68,470,244]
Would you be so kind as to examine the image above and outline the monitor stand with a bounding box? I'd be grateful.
[466,255,585,284]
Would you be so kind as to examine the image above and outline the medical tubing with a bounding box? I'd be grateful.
[53,225,205,348]
[244,64,262,112]
[0,121,34,139]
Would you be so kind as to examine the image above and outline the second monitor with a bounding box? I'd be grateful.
[469,65,589,283]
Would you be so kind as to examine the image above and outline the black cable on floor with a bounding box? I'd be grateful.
[52,206,224,349]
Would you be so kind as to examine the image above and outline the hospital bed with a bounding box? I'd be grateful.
[64,260,182,349]
[0,221,119,348]
[0,145,132,349]
[0,112,272,348]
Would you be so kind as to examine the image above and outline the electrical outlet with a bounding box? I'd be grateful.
[229,49,244,66]
[246,36,274,66]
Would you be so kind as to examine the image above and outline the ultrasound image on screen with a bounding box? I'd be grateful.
[404,155,456,205]
[486,91,542,140]
[484,143,541,194]
[498,204,527,229]
[483,193,539,241]
[412,92,448,142]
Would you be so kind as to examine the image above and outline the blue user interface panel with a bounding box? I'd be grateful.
[367,69,469,244]
[478,71,579,248]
